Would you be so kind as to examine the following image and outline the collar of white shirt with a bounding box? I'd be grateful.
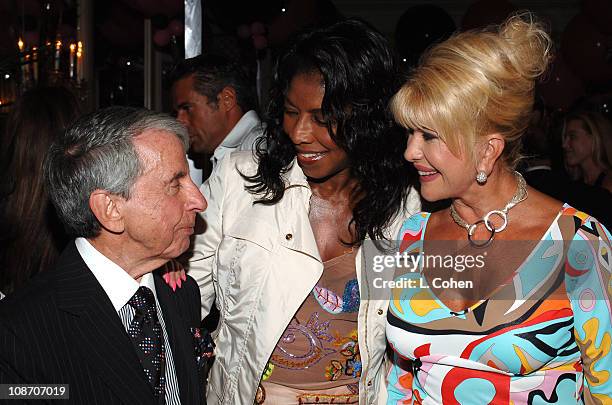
[211,110,260,162]
[75,237,158,312]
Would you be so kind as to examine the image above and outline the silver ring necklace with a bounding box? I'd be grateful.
[449,171,528,248]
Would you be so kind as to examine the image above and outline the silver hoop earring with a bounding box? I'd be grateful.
[476,171,488,184]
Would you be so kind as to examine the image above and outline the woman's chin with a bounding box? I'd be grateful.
[419,188,447,203]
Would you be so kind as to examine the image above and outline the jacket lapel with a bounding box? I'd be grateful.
[154,274,201,405]
[279,160,322,262]
[55,242,155,404]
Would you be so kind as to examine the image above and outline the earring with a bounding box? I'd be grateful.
[476,170,487,184]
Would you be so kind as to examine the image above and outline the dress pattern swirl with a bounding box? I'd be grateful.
[386,204,612,404]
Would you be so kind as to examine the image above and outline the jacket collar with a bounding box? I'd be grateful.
[55,242,156,403]
[219,110,260,148]
[212,110,262,164]
[283,158,310,189]
[280,159,335,263]
[55,242,203,404]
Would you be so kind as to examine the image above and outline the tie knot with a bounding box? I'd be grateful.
[128,286,156,316]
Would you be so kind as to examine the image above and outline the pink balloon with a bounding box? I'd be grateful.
[22,0,41,16]
[237,24,251,39]
[251,21,266,36]
[121,0,155,16]
[122,0,179,17]
[168,19,184,36]
[58,24,76,39]
[98,1,144,48]
[23,31,39,47]
[160,0,183,16]
[461,0,518,30]
[153,29,171,47]
[583,0,612,35]
[538,56,585,112]
[267,0,318,46]
[252,34,268,50]
[561,13,612,85]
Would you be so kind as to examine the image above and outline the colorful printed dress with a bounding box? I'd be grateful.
[386,204,612,404]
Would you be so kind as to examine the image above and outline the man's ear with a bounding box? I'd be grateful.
[477,133,505,175]
[89,190,125,234]
[218,86,237,112]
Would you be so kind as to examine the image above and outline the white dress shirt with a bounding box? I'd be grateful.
[188,110,264,187]
[210,110,265,170]
[75,237,181,404]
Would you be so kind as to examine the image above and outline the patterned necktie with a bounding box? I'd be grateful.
[127,286,166,401]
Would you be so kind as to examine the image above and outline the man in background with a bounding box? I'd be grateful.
[171,54,264,181]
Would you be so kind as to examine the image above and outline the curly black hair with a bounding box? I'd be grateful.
[244,18,415,245]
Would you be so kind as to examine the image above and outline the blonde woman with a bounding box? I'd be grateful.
[386,13,612,404]
[562,110,612,194]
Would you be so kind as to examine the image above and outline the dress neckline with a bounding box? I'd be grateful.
[418,203,567,315]
[322,247,356,266]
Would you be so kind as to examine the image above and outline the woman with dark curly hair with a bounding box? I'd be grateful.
[186,18,420,404]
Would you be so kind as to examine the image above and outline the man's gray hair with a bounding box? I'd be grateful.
[45,106,188,238]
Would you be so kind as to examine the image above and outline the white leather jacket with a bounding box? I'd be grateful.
[188,151,420,404]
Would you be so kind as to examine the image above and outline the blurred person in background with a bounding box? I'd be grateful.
[0,86,80,296]
[171,53,265,182]
[521,102,612,228]
[562,110,612,194]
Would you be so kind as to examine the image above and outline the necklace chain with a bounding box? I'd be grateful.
[450,171,528,247]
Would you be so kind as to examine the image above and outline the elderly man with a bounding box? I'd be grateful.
[171,54,265,178]
[0,107,209,404]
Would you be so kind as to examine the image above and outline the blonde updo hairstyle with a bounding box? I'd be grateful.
[392,12,552,169]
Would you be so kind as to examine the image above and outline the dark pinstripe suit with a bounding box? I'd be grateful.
[0,242,205,405]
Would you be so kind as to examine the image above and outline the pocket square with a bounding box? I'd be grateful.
[190,327,214,369]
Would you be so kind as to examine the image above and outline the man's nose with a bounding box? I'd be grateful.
[186,180,207,212]
[176,110,189,127]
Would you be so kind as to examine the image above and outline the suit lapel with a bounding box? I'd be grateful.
[55,243,155,404]
[155,274,201,405]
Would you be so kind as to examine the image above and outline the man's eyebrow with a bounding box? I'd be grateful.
[166,170,187,183]
[177,102,190,109]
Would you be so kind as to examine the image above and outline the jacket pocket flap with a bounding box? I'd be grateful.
[224,218,276,252]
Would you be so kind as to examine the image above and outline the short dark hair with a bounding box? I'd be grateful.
[170,54,256,112]
[45,107,188,238]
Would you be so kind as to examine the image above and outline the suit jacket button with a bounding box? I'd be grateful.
[367,380,373,387]
[377,309,383,315]
[285,234,293,241]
